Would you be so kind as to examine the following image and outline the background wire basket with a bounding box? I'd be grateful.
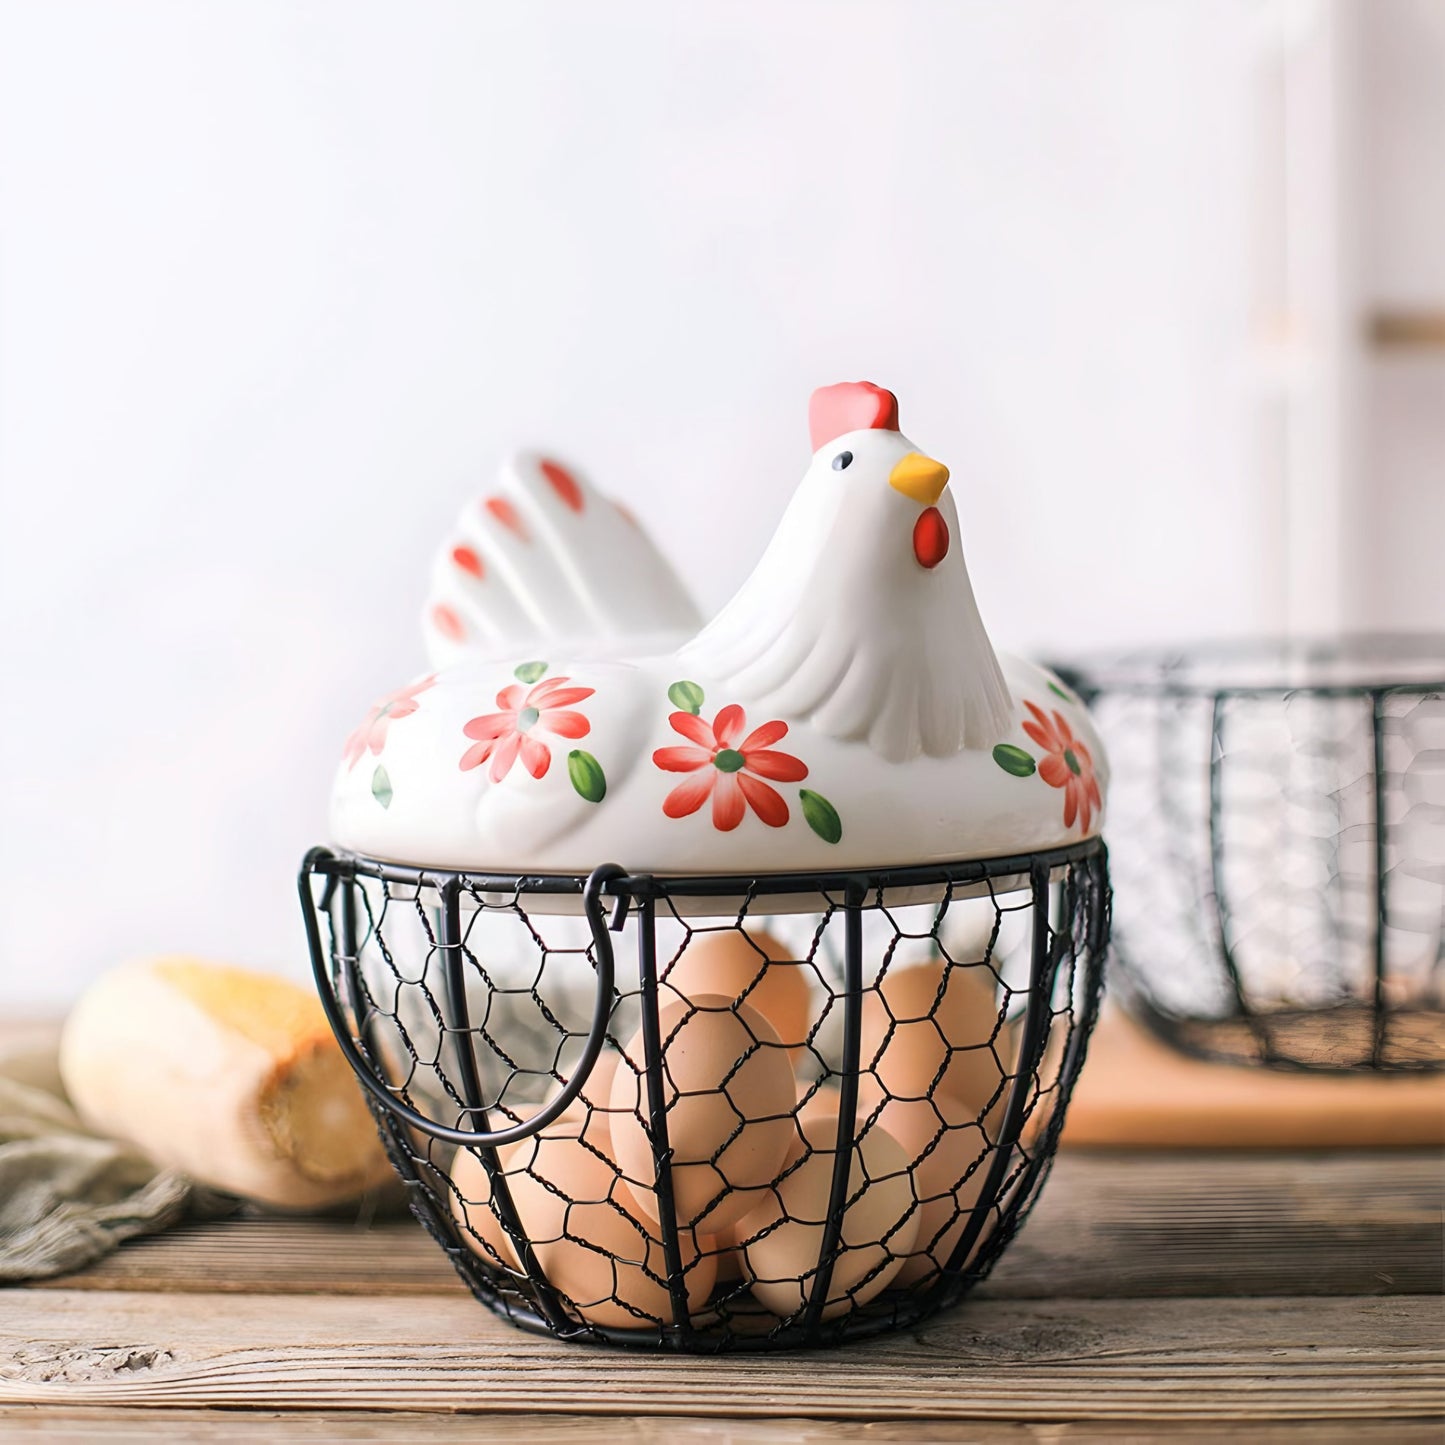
[299,841,1108,1351]
[1054,635,1445,1072]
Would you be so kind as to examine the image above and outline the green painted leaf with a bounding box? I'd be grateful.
[667,679,705,715]
[371,764,394,808]
[514,660,549,684]
[799,789,842,845]
[1047,680,1075,702]
[568,749,607,803]
[992,744,1037,778]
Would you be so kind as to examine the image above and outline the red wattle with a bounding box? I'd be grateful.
[913,507,949,569]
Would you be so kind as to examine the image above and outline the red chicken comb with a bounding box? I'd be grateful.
[808,381,899,452]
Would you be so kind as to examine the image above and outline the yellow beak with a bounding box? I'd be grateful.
[888,451,950,507]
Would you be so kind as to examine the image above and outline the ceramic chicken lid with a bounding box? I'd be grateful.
[329,383,1108,878]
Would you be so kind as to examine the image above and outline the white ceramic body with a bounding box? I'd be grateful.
[329,648,1107,880]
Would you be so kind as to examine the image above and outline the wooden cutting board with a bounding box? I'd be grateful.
[1062,1005,1445,1148]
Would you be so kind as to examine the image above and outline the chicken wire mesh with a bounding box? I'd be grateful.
[1056,637,1445,1071]
[299,841,1108,1351]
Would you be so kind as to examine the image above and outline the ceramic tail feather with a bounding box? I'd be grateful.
[422,451,701,670]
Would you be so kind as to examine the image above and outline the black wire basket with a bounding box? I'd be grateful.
[299,841,1108,1351]
[1054,635,1445,1072]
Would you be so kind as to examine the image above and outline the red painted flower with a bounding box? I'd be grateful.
[653,704,808,831]
[1021,701,1102,833]
[343,676,436,770]
[459,675,595,783]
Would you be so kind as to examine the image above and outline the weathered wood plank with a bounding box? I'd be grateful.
[0,1292,1440,1421]
[987,1149,1444,1300]
[24,1214,457,1297]
[0,1407,1441,1443]
[30,1151,1442,1301]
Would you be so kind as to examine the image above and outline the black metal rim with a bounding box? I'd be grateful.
[306,836,1106,902]
[1052,632,1445,701]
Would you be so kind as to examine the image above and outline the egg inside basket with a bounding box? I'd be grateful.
[300,845,1107,1351]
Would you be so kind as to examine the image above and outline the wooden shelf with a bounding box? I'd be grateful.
[1063,1006,1445,1149]
[1369,311,1445,351]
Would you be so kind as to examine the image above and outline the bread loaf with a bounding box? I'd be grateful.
[58,957,393,1209]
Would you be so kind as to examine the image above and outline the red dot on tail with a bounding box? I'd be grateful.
[432,603,465,641]
[451,545,484,578]
[539,459,584,513]
[483,496,528,540]
[913,507,949,569]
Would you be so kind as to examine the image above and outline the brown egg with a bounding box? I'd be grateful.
[450,1046,624,1272]
[860,959,1009,1114]
[698,1218,747,1285]
[663,927,816,1058]
[540,1047,621,1150]
[610,994,797,1234]
[789,1080,993,1288]
[449,1142,522,1271]
[462,1131,715,1329]
[865,1092,991,1286]
[699,1181,786,1286]
[735,1101,917,1320]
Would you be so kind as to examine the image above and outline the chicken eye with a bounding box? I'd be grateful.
[832,450,853,471]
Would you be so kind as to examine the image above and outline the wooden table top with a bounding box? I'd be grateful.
[1,1147,1441,1441]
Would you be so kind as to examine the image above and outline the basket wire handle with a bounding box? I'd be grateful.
[299,849,624,1149]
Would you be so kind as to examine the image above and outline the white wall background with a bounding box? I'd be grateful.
[0,0,1428,1009]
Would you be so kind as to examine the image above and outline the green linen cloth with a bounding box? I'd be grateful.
[0,1026,231,1281]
